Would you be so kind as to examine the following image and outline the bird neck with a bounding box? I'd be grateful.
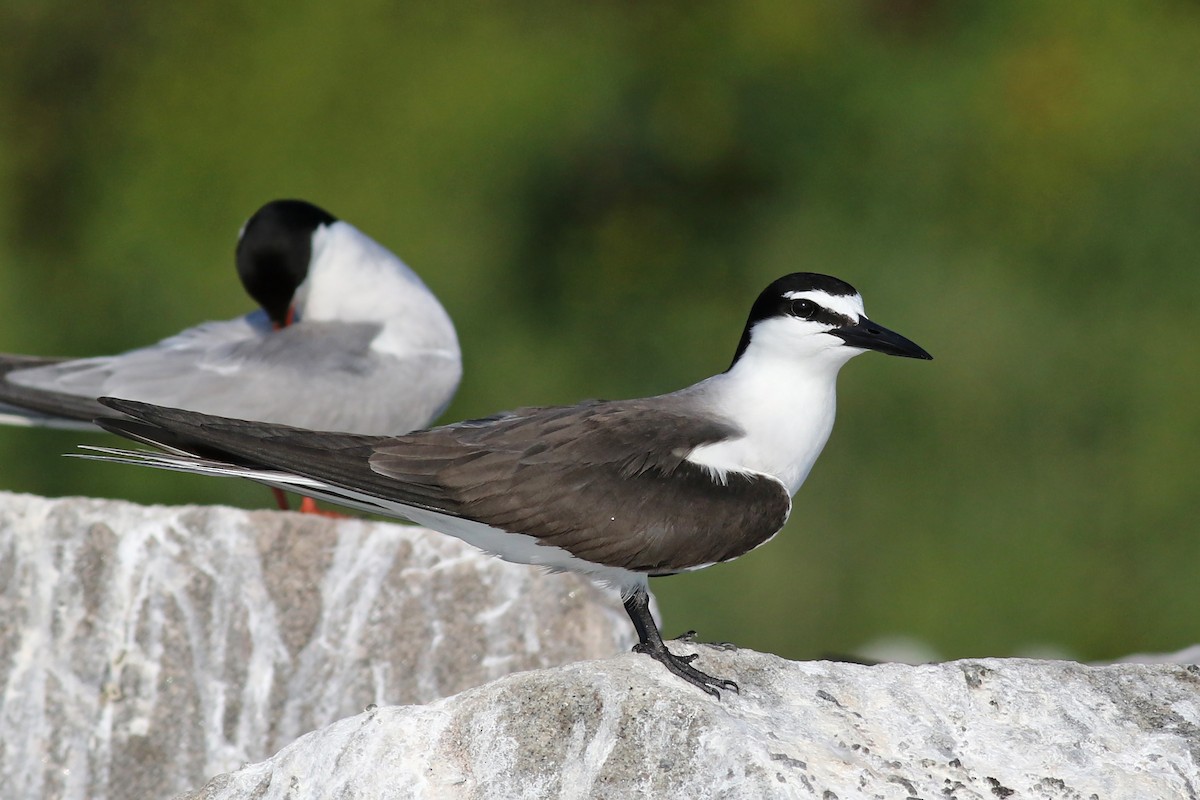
[297,223,460,360]
[683,347,848,495]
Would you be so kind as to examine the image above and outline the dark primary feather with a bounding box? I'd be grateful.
[0,354,110,422]
[98,396,792,574]
[97,399,392,488]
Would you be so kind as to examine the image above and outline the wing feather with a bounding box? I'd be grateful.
[99,396,792,574]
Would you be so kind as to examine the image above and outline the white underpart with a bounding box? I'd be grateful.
[685,291,868,496]
[381,507,647,593]
[295,222,461,363]
[73,448,649,595]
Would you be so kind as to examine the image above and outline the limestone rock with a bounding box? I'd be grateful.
[0,491,632,800]
[179,649,1200,800]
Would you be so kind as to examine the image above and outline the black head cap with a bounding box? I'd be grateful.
[728,273,860,368]
[236,199,338,326]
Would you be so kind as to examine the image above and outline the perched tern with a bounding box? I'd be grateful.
[0,199,461,434]
[79,273,930,695]
[4,199,461,510]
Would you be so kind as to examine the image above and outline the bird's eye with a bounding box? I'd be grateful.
[790,299,817,319]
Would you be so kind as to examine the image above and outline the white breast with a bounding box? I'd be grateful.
[681,325,855,496]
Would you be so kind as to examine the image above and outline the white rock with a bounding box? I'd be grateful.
[0,491,633,800]
[179,649,1200,800]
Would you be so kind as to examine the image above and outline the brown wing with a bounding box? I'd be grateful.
[372,399,792,573]
[99,397,792,573]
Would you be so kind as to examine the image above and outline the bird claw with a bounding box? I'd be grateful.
[633,641,739,699]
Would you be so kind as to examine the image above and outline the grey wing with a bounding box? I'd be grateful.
[191,321,460,434]
[0,316,271,429]
[5,314,459,435]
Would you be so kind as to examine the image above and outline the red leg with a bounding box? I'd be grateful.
[298,496,347,518]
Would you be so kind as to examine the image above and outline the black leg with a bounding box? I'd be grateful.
[622,586,739,699]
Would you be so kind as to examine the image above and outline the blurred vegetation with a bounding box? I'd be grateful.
[1,1,1198,663]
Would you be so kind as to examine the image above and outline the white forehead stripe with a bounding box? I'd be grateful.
[782,290,866,319]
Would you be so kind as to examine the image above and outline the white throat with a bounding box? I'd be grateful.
[683,332,859,495]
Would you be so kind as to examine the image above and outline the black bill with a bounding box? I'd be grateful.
[831,317,932,360]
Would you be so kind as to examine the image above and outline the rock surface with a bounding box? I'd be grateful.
[0,491,633,800]
[180,649,1200,800]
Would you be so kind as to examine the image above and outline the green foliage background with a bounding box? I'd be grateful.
[2,1,1197,662]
